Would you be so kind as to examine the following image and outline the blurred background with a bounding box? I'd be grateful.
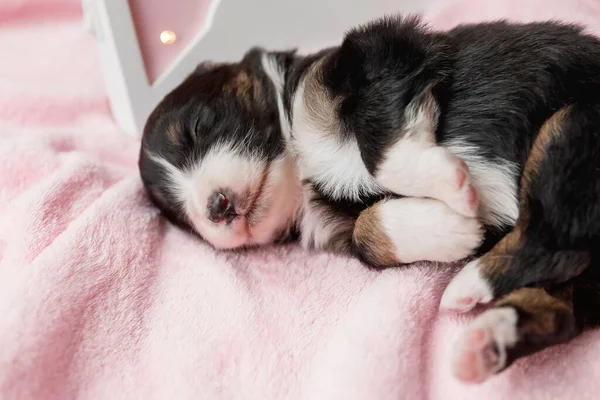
[183,0,434,59]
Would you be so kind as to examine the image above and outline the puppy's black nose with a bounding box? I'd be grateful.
[208,192,237,223]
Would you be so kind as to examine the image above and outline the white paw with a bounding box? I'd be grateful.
[428,208,483,263]
[380,198,483,264]
[451,307,519,384]
[432,148,479,218]
[440,259,493,312]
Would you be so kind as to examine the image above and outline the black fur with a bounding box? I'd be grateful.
[325,16,453,173]
[487,103,600,296]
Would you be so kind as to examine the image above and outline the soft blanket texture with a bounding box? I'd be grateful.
[1,0,600,399]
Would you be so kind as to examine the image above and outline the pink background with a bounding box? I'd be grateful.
[1,0,600,399]
[128,0,215,84]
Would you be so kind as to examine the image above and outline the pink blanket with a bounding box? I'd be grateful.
[2,0,600,398]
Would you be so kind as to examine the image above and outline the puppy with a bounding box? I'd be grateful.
[273,16,600,383]
[139,48,480,263]
[140,16,600,383]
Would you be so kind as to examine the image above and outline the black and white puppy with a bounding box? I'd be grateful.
[140,16,600,383]
[139,45,480,263]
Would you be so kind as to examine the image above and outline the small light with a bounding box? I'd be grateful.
[160,30,176,44]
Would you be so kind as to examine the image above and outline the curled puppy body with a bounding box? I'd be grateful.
[139,15,600,381]
[266,16,600,381]
[277,16,600,261]
[139,47,478,263]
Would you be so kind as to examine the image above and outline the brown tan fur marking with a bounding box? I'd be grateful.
[166,121,183,145]
[402,84,440,139]
[325,224,356,255]
[476,107,571,276]
[520,106,572,205]
[496,286,574,337]
[224,70,253,98]
[353,202,398,267]
[223,69,266,109]
[302,59,342,137]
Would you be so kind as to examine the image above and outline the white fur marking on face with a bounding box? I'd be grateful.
[440,259,494,312]
[148,143,300,249]
[377,198,483,264]
[261,53,292,142]
[445,139,519,227]
[452,307,519,383]
[146,151,194,207]
[290,81,384,202]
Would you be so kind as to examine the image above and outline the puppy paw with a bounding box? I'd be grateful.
[360,198,483,265]
[452,308,518,383]
[433,213,483,263]
[440,259,493,312]
[444,154,479,218]
[430,149,479,218]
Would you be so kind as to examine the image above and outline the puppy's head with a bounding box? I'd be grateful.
[139,49,301,249]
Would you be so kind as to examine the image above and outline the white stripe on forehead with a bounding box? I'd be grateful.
[260,53,292,142]
[146,150,193,205]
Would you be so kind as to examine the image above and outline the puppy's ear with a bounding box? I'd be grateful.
[326,14,449,95]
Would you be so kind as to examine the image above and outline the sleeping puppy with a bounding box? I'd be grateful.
[139,16,600,383]
[139,48,481,263]
[139,56,302,250]
[272,16,600,383]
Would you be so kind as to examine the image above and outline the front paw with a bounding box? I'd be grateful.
[440,258,494,312]
[433,148,479,218]
[397,199,484,263]
[354,198,483,266]
[433,214,483,263]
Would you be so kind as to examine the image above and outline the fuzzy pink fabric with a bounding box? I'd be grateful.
[1,0,600,399]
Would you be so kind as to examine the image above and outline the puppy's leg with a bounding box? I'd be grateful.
[441,105,600,312]
[291,63,476,217]
[373,89,478,218]
[451,285,579,384]
[353,197,483,267]
[440,242,588,313]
